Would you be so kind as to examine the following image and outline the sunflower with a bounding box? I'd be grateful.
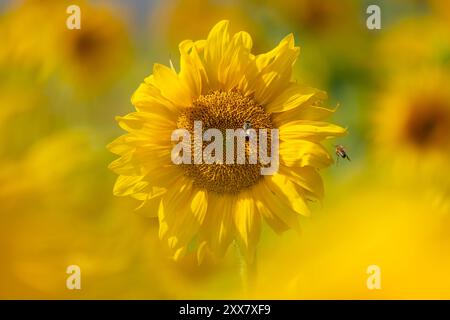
[55,1,132,92]
[374,17,450,77]
[374,70,450,170]
[0,0,58,77]
[269,0,360,35]
[150,0,268,53]
[0,0,131,92]
[108,20,346,263]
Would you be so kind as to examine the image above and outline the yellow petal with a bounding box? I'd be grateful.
[131,82,181,115]
[107,134,135,155]
[199,192,235,256]
[197,241,208,265]
[108,151,140,175]
[266,173,311,217]
[190,189,208,225]
[280,140,333,168]
[219,31,253,90]
[135,192,165,217]
[112,160,181,200]
[253,180,301,233]
[234,190,261,261]
[159,179,207,253]
[179,39,206,98]
[114,113,176,152]
[116,111,175,132]
[158,178,192,239]
[194,39,206,51]
[273,106,336,127]
[279,120,347,141]
[113,175,148,197]
[204,20,230,89]
[280,165,324,200]
[266,83,327,113]
[152,63,192,107]
[251,34,300,105]
[173,246,187,262]
[143,163,183,189]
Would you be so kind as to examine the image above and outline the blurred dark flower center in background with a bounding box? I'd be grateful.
[72,31,103,63]
[302,1,334,32]
[405,100,450,148]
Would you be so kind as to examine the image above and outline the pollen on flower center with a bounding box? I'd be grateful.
[176,89,273,194]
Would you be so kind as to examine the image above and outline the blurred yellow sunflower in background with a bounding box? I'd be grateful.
[109,20,346,264]
[0,0,58,77]
[268,0,360,35]
[374,69,450,177]
[56,2,132,92]
[0,0,131,93]
[374,17,450,77]
[248,177,450,299]
[150,0,269,53]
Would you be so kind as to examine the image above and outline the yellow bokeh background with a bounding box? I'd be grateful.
[1,0,449,299]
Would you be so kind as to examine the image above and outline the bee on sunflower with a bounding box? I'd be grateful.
[108,21,346,264]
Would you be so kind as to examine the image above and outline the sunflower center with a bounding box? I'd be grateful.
[176,89,273,194]
[405,100,450,148]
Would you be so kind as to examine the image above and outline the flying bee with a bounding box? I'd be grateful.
[335,144,351,163]
[243,121,252,141]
